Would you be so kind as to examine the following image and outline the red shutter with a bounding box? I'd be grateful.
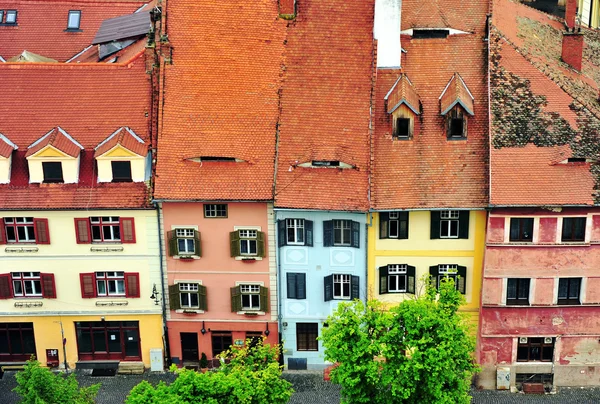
[0,219,5,244]
[33,218,50,244]
[125,273,140,298]
[0,274,12,299]
[120,218,136,243]
[40,273,56,298]
[80,273,96,298]
[74,218,91,244]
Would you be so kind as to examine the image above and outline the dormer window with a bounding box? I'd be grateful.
[111,161,132,182]
[67,10,81,30]
[395,118,411,139]
[412,29,449,39]
[4,10,17,25]
[440,73,474,140]
[42,162,63,183]
[94,127,148,183]
[312,160,339,167]
[384,73,420,140]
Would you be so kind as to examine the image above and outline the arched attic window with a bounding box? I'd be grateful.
[439,73,474,140]
[384,73,421,140]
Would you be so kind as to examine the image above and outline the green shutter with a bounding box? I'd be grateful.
[458,211,470,239]
[379,213,389,239]
[305,220,314,247]
[287,273,297,299]
[457,266,467,294]
[351,276,360,300]
[323,221,333,247]
[169,284,181,310]
[324,275,333,301]
[259,286,269,312]
[430,212,441,239]
[351,221,360,249]
[230,231,241,257]
[407,265,416,294]
[198,284,207,311]
[379,266,389,295]
[194,230,201,257]
[230,286,242,312]
[257,231,266,257]
[167,231,177,256]
[278,220,287,247]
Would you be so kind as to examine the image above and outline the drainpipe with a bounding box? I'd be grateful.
[156,203,171,366]
[274,210,284,366]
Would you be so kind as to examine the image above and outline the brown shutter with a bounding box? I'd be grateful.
[230,231,240,257]
[74,218,91,244]
[40,273,56,298]
[33,218,50,244]
[230,286,242,312]
[80,273,96,298]
[169,284,181,310]
[259,286,269,313]
[198,285,208,311]
[120,218,136,243]
[125,273,140,298]
[194,230,201,257]
[0,274,12,299]
[257,231,266,257]
[167,231,177,256]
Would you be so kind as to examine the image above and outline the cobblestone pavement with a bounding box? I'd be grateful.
[2,370,600,403]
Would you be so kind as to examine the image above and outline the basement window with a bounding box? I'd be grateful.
[412,29,449,39]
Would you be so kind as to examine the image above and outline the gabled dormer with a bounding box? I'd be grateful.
[0,133,17,184]
[440,73,474,140]
[384,73,421,139]
[94,127,148,183]
[25,127,83,184]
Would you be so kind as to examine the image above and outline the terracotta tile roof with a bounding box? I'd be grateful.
[0,0,148,62]
[154,1,287,201]
[25,127,83,158]
[385,74,420,115]
[0,133,17,158]
[490,0,600,205]
[371,0,489,210]
[0,58,151,209]
[94,127,147,157]
[439,73,474,116]
[273,0,374,211]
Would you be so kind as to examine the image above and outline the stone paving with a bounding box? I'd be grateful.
[2,369,600,403]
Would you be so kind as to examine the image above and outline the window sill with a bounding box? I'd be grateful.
[176,309,205,314]
[64,28,83,32]
[234,256,263,261]
[5,246,39,253]
[237,311,265,316]
[174,255,200,260]
[392,136,413,141]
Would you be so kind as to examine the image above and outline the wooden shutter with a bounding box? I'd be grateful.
[351,221,360,249]
[80,273,96,298]
[430,211,441,239]
[407,265,416,294]
[429,265,440,289]
[379,266,389,295]
[167,231,177,256]
[194,230,202,257]
[323,221,333,247]
[0,274,12,299]
[230,286,242,312]
[259,286,269,312]
[297,273,306,299]
[277,220,287,247]
[257,231,266,257]
[120,218,136,243]
[198,285,208,311]
[169,284,181,310]
[351,276,360,300]
[230,231,241,257]
[287,273,297,299]
[125,273,140,298]
[40,273,56,298]
[33,218,50,244]
[0,219,5,244]
[379,213,389,239]
[305,220,313,247]
[457,266,467,294]
[74,218,91,244]
[458,211,470,239]
[323,275,333,301]
[399,212,409,239]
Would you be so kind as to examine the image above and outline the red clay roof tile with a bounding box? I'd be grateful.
[0,133,17,158]
[439,73,475,116]
[94,127,147,158]
[25,127,83,158]
[386,74,420,115]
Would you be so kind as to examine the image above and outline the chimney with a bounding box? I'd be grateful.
[565,0,577,29]
[562,31,584,71]
[374,0,401,68]
[279,0,296,19]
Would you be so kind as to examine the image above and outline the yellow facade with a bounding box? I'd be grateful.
[579,0,599,28]
[367,211,486,323]
[0,209,163,367]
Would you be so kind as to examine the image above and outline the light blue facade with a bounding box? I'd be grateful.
[275,210,367,370]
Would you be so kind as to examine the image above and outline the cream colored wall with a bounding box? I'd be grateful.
[96,146,146,183]
[0,209,162,316]
[27,150,80,184]
[0,156,10,184]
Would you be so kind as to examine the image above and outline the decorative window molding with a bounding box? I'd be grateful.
[429,264,466,294]
[1,217,50,245]
[380,212,409,239]
[278,219,314,247]
[230,283,268,313]
[80,272,140,298]
[169,281,207,313]
[323,220,360,248]
[167,228,201,258]
[230,229,265,259]
[379,264,416,294]
[74,217,136,244]
[324,274,359,301]
[430,211,469,239]
[0,272,56,299]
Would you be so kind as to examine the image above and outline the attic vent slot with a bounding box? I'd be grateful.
[412,29,449,39]
[567,158,586,163]
[312,161,340,167]
[201,157,236,162]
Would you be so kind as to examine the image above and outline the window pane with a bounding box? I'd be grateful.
[249,240,257,254]
[9,330,23,353]
[389,220,399,238]
[509,219,520,240]
[93,329,107,352]
[574,218,586,240]
[397,275,406,291]
[507,279,517,299]
[517,279,529,299]
[334,228,342,244]
[441,220,449,236]
[97,281,106,295]
[450,220,459,237]
[190,293,199,307]
[296,227,304,243]
[529,346,541,361]
[6,226,16,242]
[389,276,397,291]
[68,11,80,29]
[542,346,554,361]
[558,279,568,299]
[568,279,581,299]
[287,227,295,242]
[181,293,189,307]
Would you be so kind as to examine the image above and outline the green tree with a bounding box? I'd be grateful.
[14,359,100,404]
[321,278,478,404]
[126,338,293,404]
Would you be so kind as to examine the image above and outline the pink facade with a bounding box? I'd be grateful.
[162,202,278,364]
[478,208,600,389]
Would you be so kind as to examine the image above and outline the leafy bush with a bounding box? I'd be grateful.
[14,359,100,404]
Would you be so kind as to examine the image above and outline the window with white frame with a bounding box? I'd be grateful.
[95,272,125,296]
[90,217,121,242]
[388,265,408,292]
[239,230,257,255]
[179,283,199,308]
[12,273,42,297]
[333,274,351,299]
[286,219,304,245]
[176,229,195,254]
[429,264,467,294]
[333,220,351,246]
[4,218,35,243]
[440,211,459,238]
[240,284,261,310]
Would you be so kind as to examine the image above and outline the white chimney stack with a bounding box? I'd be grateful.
[374,0,401,68]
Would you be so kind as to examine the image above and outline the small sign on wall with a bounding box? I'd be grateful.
[234,339,244,346]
